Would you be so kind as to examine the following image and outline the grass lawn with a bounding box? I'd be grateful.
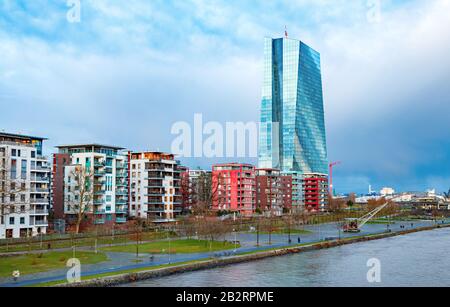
[0,251,108,278]
[101,239,239,254]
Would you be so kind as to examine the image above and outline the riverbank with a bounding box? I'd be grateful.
[55,223,450,287]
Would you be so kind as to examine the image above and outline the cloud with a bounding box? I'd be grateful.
[0,0,449,194]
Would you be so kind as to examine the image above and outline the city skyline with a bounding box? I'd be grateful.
[1,1,450,194]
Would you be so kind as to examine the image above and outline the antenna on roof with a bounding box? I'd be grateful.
[284,26,288,38]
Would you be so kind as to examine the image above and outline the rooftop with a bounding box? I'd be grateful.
[56,144,125,150]
[0,131,47,141]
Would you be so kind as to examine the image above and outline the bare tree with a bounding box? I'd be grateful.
[65,165,94,234]
[328,194,345,213]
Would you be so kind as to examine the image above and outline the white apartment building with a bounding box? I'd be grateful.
[0,133,50,239]
[57,144,128,226]
[129,152,182,223]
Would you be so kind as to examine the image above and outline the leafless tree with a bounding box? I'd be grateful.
[64,165,94,234]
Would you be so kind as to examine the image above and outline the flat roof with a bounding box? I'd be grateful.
[56,144,125,150]
[0,132,47,141]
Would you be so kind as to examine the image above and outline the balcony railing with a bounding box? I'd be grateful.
[31,209,49,215]
[31,198,49,204]
[116,217,127,223]
[94,219,105,225]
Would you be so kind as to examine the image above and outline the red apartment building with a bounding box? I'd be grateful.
[212,163,256,217]
[302,173,329,212]
[52,153,70,219]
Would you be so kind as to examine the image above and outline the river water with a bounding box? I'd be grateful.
[125,227,450,287]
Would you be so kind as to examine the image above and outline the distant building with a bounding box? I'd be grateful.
[0,132,50,239]
[212,163,256,217]
[129,152,182,222]
[55,144,129,227]
[380,187,395,196]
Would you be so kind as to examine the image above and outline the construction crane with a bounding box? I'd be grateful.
[329,161,341,196]
[343,202,390,233]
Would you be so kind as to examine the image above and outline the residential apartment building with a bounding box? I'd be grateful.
[256,169,293,216]
[129,152,182,222]
[180,168,212,210]
[302,173,329,212]
[212,163,256,217]
[54,144,129,227]
[0,132,50,239]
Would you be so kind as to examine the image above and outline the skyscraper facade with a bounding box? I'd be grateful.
[259,37,328,175]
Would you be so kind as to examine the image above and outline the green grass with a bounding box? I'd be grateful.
[0,231,172,253]
[0,251,108,278]
[100,239,240,254]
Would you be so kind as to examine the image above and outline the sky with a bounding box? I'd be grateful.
[0,0,449,194]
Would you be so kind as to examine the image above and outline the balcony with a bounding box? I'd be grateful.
[95,209,106,215]
[116,162,127,169]
[115,208,128,214]
[116,200,127,205]
[116,190,128,196]
[94,219,105,225]
[94,161,105,168]
[31,209,49,215]
[31,165,50,172]
[30,188,50,193]
[31,176,49,183]
[116,217,127,223]
[116,172,127,178]
[94,170,106,177]
[30,219,48,226]
[31,198,49,204]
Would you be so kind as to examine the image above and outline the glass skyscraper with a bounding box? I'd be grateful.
[259,37,328,175]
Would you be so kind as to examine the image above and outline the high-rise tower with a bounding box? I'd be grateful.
[258,37,328,175]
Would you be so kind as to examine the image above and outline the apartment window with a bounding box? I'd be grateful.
[11,159,17,179]
[20,217,25,225]
[20,195,25,202]
[11,149,16,157]
[21,159,27,179]
[10,194,15,202]
[9,217,15,225]
[31,151,36,158]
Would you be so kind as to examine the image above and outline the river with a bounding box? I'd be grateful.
[125,227,450,287]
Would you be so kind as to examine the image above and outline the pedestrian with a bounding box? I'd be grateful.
[298,237,301,244]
